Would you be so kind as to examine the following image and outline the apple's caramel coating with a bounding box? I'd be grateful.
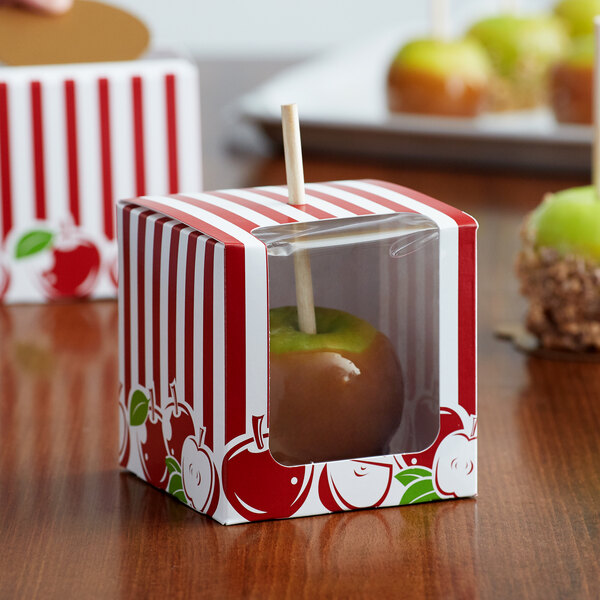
[387,66,487,117]
[269,332,404,465]
[551,62,592,124]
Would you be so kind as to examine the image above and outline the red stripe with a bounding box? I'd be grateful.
[208,191,298,224]
[251,188,335,220]
[132,76,146,196]
[363,179,478,227]
[184,232,200,410]
[304,186,373,216]
[165,74,179,194]
[122,206,132,396]
[136,211,149,385]
[152,216,170,405]
[99,78,115,239]
[225,243,246,443]
[0,83,12,240]
[64,80,80,226]
[458,225,477,415]
[173,193,259,233]
[168,224,186,387]
[30,81,46,220]
[324,182,418,214]
[203,239,216,450]
[130,196,243,247]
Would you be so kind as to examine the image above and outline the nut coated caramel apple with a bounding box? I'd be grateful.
[269,306,404,465]
[555,0,600,36]
[387,38,492,117]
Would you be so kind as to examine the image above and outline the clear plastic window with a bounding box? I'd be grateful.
[254,213,440,466]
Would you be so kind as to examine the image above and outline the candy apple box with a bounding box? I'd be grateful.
[117,179,477,525]
[0,57,201,303]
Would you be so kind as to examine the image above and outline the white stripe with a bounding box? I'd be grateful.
[213,243,226,455]
[188,192,279,227]
[221,188,317,223]
[175,228,192,402]
[159,221,174,407]
[244,243,269,428]
[8,80,34,228]
[110,72,135,204]
[343,179,459,410]
[193,235,207,432]
[76,75,103,236]
[308,182,395,215]
[143,71,168,196]
[139,195,264,249]
[41,77,68,225]
[257,185,355,218]
[128,207,143,388]
[173,65,202,192]
[144,212,161,387]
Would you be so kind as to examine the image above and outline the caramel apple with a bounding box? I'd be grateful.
[269,306,404,466]
[387,38,492,117]
[516,186,600,351]
[551,35,593,124]
[468,14,569,110]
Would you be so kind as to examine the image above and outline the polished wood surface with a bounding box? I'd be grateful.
[1,60,599,599]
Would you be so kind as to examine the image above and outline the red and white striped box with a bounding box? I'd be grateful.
[0,58,201,304]
[117,179,477,525]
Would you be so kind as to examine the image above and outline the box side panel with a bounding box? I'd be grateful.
[118,204,224,520]
[1,60,201,304]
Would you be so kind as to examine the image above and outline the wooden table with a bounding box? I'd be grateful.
[1,60,599,599]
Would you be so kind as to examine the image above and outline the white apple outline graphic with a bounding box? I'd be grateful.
[433,417,477,498]
[181,427,215,512]
[118,383,129,464]
[321,459,394,510]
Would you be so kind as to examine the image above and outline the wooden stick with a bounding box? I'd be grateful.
[502,0,520,15]
[281,103,317,335]
[430,0,449,41]
[594,17,600,198]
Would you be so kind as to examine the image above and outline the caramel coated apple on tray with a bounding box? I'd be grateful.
[387,38,493,117]
[269,306,404,466]
[516,186,600,352]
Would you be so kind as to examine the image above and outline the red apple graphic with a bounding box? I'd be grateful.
[40,231,100,299]
[224,415,314,521]
[162,380,195,463]
[181,427,220,515]
[433,418,477,498]
[138,388,169,490]
[0,261,10,300]
[318,459,394,512]
[118,384,130,467]
[399,406,465,470]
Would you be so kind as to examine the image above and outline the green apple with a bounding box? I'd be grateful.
[268,306,404,465]
[468,14,568,109]
[555,0,600,36]
[469,15,568,78]
[528,186,600,261]
[390,38,492,84]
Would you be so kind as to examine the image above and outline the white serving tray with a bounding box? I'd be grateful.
[238,29,592,172]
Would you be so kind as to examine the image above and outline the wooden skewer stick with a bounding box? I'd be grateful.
[502,0,520,15]
[281,103,317,335]
[430,0,449,41]
[594,17,600,198]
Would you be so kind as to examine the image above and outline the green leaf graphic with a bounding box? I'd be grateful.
[129,390,149,426]
[396,467,442,505]
[166,456,181,474]
[15,230,54,259]
[168,473,187,504]
[395,467,432,486]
